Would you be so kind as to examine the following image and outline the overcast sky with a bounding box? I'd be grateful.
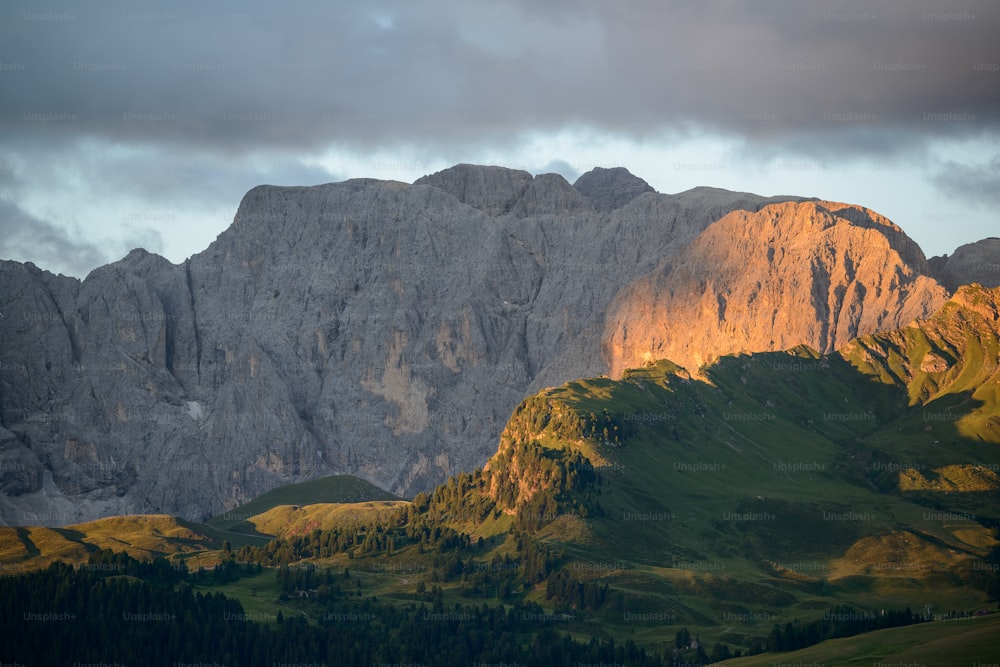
[1,0,998,278]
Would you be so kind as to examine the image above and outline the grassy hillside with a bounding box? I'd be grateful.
[461,343,998,655]
[205,474,401,539]
[0,474,401,571]
[246,501,407,539]
[0,515,222,571]
[713,612,1000,667]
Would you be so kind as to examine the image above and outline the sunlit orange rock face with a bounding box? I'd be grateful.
[603,201,948,377]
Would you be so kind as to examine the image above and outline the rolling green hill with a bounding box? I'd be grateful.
[205,474,401,538]
[0,515,223,571]
[0,474,400,571]
[245,501,408,539]
[711,612,1000,667]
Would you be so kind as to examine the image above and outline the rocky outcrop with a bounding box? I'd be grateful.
[838,284,1000,406]
[414,164,534,216]
[928,238,1000,292]
[510,173,594,217]
[603,201,949,377]
[0,165,958,525]
[572,167,654,212]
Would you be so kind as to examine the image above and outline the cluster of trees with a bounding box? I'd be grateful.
[184,545,264,585]
[236,516,473,566]
[0,555,666,666]
[418,470,492,523]
[487,438,601,529]
[235,522,365,564]
[545,569,612,611]
[762,605,926,653]
[455,555,523,601]
[407,531,560,600]
[85,547,188,584]
[504,395,625,447]
[581,408,626,446]
[505,395,556,439]
[673,628,752,665]
[275,563,349,601]
[670,628,744,665]
[513,529,559,584]
[1,559,253,664]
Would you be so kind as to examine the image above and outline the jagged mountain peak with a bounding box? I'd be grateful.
[929,238,1000,293]
[572,166,654,212]
[509,172,594,217]
[412,164,595,218]
[943,282,1000,320]
[414,163,534,216]
[99,247,175,275]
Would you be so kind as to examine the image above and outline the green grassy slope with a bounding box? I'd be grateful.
[205,474,401,540]
[712,612,1000,667]
[247,501,408,539]
[485,345,998,654]
[0,474,400,571]
[0,515,223,571]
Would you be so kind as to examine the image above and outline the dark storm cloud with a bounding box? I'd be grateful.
[1,0,996,157]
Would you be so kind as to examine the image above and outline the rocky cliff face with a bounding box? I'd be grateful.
[603,201,949,377]
[0,164,978,525]
[928,238,1000,292]
[571,166,655,212]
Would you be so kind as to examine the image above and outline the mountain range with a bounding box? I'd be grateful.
[3,282,997,663]
[1,164,997,525]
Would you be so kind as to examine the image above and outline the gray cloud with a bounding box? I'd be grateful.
[1,0,997,276]
[531,160,582,182]
[85,146,343,209]
[1,0,996,157]
[0,137,341,276]
[0,197,116,277]
[934,154,1000,207]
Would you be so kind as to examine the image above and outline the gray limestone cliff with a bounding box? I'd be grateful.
[928,238,1000,292]
[0,164,978,524]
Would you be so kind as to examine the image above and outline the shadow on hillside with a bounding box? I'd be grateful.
[698,351,997,519]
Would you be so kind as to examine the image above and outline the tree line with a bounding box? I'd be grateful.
[0,550,664,666]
